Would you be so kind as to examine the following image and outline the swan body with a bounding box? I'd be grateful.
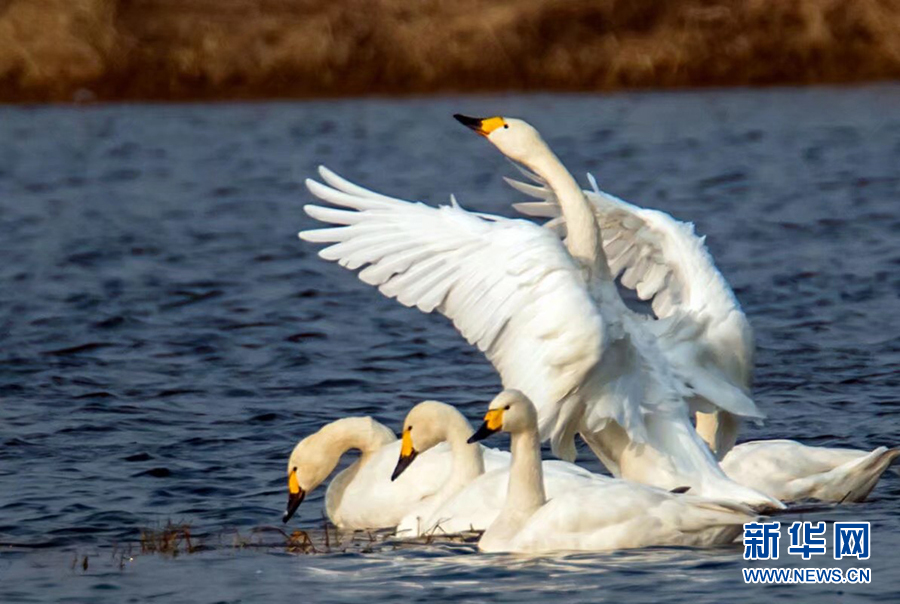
[508,163,900,500]
[299,116,782,510]
[283,416,454,529]
[468,390,756,554]
[509,170,754,458]
[392,401,600,537]
[721,440,900,503]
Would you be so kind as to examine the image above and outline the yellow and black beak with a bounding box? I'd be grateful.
[453,114,506,137]
[467,408,504,443]
[391,428,418,481]
[282,469,306,523]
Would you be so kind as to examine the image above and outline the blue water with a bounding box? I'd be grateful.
[1,86,898,603]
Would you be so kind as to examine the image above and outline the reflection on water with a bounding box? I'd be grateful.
[1,85,899,602]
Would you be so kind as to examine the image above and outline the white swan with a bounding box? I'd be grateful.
[721,440,899,503]
[507,161,900,501]
[391,400,600,537]
[299,116,782,509]
[463,390,756,554]
[282,415,455,529]
[507,167,752,457]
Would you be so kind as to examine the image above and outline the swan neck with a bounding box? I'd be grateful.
[318,417,395,468]
[443,414,486,490]
[527,149,611,280]
[504,428,546,515]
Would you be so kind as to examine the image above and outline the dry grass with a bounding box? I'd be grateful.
[140,522,200,556]
[131,519,473,558]
[42,520,480,573]
[1,0,899,101]
[0,520,480,575]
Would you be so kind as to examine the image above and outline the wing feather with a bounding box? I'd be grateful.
[301,168,609,447]
[506,174,762,433]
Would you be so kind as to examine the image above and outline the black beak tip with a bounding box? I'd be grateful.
[453,114,482,130]
[391,451,418,482]
[467,421,497,444]
[282,490,305,524]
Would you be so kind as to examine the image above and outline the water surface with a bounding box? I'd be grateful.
[1,86,899,602]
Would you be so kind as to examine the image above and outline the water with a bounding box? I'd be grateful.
[1,86,898,602]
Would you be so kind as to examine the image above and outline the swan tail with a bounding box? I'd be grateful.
[682,498,757,526]
[820,446,900,503]
[667,496,758,547]
[641,411,786,512]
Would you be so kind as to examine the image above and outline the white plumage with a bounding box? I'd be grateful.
[468,391,756,554]
[508,166,899,502]
[300,158,780,509]
[509,169,756,457]
[283,416,456,529]
[392,401,599,537]
[303,167,608,453]
[721,440,899,503]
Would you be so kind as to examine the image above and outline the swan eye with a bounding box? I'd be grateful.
[504,405,510,410]
[503,124,509,129]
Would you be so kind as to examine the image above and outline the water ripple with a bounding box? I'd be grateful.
[0,87,898,602]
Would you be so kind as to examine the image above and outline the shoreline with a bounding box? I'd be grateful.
[2,0,900,104]
[4,79,900,107]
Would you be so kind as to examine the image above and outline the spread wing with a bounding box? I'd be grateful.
[509,170,743,323]
[300,166,610,452]
[508,171,763,448]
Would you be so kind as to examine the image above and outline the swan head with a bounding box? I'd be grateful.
[454,114,547,165]
[467,389,537,443]
[391,400,466,481]
[282,435,330,523]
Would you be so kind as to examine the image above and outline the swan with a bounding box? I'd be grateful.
[507,166,751,457]
[299,116,782,510]
[721,440,899,503]
[461,390,755,554]
[507,158,900,501]
[391,400,600,537]
[282,415,455,529]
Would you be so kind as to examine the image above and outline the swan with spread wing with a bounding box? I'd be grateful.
[508,168,751,457]
[506,142,899,503]
[298,115,782,510]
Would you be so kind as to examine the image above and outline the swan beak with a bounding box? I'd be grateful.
[454,114,506,137]
[391,428,418,481]
[467,408,504,443]
[282,470,306,523]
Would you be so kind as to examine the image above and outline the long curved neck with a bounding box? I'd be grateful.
[315,417,395,523]
[440,414,485,493]
[316,417,396,471]
[526,148,611,281]
[401,409,485,530]
[503,426,546,515]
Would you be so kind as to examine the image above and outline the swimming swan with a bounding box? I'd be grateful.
[391,400,599,537]
[507,158,900,500]
[463,390,756,554]
[282,415,453,529]
[721,440,899,503]
[299,116,781,510]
